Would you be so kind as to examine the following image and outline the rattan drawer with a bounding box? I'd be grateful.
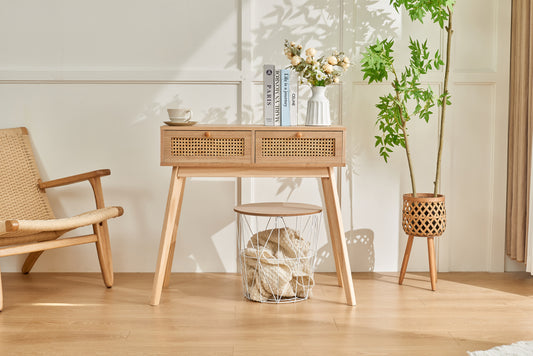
[255,130,344,166]
[161,130,252,166]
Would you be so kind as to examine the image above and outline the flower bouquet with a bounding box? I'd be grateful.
[283,40,350,125]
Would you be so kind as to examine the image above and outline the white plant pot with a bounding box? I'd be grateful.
[305,86,331,126]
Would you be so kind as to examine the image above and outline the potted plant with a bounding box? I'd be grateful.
[284,40,350,125]
[360,0,455,290]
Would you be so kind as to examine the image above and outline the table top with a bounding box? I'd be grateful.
[234,202,323,217]
[161,124,346,131]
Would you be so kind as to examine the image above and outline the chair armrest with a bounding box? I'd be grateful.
[39,169,111,190]
[5,220,19,232]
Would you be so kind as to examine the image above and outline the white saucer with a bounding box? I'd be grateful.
[164,121,197,126]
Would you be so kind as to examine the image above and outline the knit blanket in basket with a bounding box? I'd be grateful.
[241,228,314,302]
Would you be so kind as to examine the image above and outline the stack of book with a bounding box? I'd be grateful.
[263,64,299,126]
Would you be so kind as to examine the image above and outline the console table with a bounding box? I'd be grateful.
[151,125,356,306]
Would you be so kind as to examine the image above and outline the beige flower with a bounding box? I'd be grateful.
[333,77,340,84]
[341,62,350,70]
[291,55,302,66]
[343,57,350,64]
[328,56,338,65]
[306,56,313,64]
[290,41,296,47]
[305,47,316,57]
[323,64,333,74]
[297,44,302,49]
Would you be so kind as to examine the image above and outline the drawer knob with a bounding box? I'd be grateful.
[295,132,303,138]
[204,131,211,138]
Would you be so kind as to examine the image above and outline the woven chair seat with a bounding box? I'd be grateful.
[0,206,122,238]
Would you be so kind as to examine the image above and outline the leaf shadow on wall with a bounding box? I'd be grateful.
[135,94,234,125]
[315,228,375,272]
[171,180,238,272]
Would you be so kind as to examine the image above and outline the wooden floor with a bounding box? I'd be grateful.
[1,272,533,355]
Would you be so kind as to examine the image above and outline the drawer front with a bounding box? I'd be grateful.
[161,130,252,165]
[255,130,345,166]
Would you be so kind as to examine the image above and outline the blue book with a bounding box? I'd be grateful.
[280,69,291,126]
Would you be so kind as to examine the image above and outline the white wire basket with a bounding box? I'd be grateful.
[235,202,321,303]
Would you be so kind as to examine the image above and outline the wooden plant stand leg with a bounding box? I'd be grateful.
[399,235,414,285]
[427,237,437,291]
[163,177,186,288]
[151,167,185,306]
[321,167,356,306]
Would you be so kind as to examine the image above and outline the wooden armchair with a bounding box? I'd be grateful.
[0,127,123,311]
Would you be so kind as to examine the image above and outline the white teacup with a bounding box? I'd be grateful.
[167,108,192,122]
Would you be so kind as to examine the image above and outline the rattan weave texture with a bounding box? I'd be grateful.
[0,128,54,221]
[402,193,446,237]
[261,137,335,157]
[171,137,245,157]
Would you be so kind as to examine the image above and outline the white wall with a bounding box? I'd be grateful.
[0,0,510,273]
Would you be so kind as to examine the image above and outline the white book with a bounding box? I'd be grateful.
[263,64,275,126]
[289,73,299,126]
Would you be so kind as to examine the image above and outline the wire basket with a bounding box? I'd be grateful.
[235,202,321,303]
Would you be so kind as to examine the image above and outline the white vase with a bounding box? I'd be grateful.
[305,86,331,126]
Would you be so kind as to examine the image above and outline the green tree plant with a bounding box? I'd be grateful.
[360,0,455,198]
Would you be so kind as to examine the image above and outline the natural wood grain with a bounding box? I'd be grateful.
[1,272,532,355]
[90,177,114,288]
[163,176,186,288]
[150,167,184,305]
[428,237,437,291]
[234,202,322,217]
[176,167,330,177]
[399,235,414,285]
[321,167,356,305]
[0,235,97,258]
[39,169,111,190]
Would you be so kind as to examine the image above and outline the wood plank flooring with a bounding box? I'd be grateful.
[1,272,533,355]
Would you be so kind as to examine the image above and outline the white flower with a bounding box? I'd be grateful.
[305,47,316,57]
[312,62,320,71]
[333,77,340,84]
[291,55,302,66]
[306,56,313,64]
[316,71,326,80]
[327,56,338,65]
[323,64,333,74]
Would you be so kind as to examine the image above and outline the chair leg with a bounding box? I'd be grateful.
[22,251,44,274]
[94,222,114,288]
[427,237,437,291]
[399,235,414,285]
[0,265,3,311]
[89,177,114,288]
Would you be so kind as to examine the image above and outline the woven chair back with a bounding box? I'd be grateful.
[0,128,55,220]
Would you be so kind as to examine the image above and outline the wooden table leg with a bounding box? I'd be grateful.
[399,235,414,285]
[163,176,186,288]
[321,167,356,306]
[150,167,185,306]
[321,180,343,288]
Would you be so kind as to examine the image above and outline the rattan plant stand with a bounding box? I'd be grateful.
[398,193,446,291]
